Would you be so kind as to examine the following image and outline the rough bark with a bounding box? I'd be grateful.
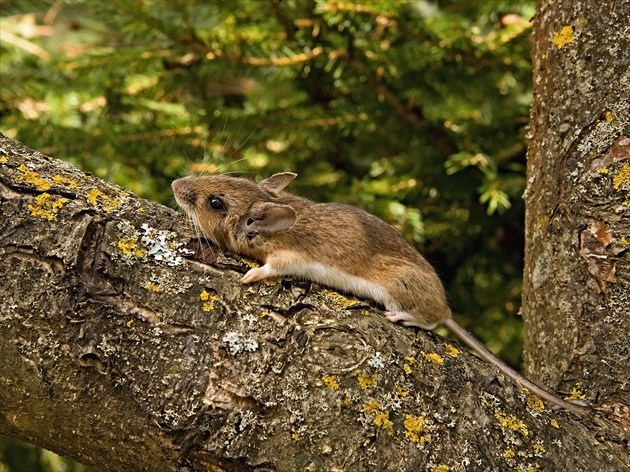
[523,0,630,444]
[0,132,628,471]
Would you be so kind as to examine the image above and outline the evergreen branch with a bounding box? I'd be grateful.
[234,46,326,66]
[347,56,456,155]
[0,28,50,61]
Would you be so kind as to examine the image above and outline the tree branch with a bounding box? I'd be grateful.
[0,134,625,471]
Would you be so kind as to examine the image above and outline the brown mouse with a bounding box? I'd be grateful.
[172,172,592,415]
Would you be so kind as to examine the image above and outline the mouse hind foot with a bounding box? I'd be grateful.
[385,310,422,328]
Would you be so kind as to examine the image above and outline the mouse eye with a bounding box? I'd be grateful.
[207,196,225,211]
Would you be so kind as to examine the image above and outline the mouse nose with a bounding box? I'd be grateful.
[172,178,196,207]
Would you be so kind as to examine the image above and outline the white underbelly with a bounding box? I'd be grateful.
[285,262,392,308]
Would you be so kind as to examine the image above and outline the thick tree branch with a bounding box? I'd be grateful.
[0,134,626,471]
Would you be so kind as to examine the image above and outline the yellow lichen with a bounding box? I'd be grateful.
[27,193,68,220]
[260,310,270,317]
[0,156,8,163]
[605,111,615,122]
[503,446,515,459]
[117,237,138,256]
[495,412,529,436]
[613,162,630,189]
[533,443,546,455]
[551,26,575,49]
[200,290,217,311]
[146,282,172,295]
[126,319,134,328]
[597,166,608,174]
[321,289,360,307]
[404,414,430,444]
[291,433,300,441]
[363,400,381,415]
[550,418,559,428]
[421,351,444,365]
[242,258,260,268]
[146,282,160,292]
[373,410,393,432]
[445,344,459,357]
[395,385,408,398]
[526,392,545,412]
[564,386,586,401]
[364,400,396,435]
[403,364,412,375]
[19,164,51,190]
[621,237,629,246]
[85,188,120,211]
[52,175,77,187]
[432,466,449,472]
[322,375,340,390]
[357,372,378,389]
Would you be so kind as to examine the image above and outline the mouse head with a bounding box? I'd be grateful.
[172,172,298,252]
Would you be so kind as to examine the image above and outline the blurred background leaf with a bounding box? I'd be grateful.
[1,0,534,468]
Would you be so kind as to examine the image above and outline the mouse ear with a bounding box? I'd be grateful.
[258,172,297,196]
[240,202,297,235]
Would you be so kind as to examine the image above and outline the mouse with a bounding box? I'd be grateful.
[172,172,592,415]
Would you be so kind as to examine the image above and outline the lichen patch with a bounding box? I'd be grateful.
[551,26,575,49]
[27,193,68,220]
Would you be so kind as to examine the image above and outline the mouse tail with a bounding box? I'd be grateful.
[443,318,592,415]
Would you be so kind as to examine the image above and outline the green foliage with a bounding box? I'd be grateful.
[0,435,94,472]
[2,0,533,388]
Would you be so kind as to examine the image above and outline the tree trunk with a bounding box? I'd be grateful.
[523,0,630,437]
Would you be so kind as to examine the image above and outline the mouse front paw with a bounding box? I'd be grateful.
[241,265,273,284]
